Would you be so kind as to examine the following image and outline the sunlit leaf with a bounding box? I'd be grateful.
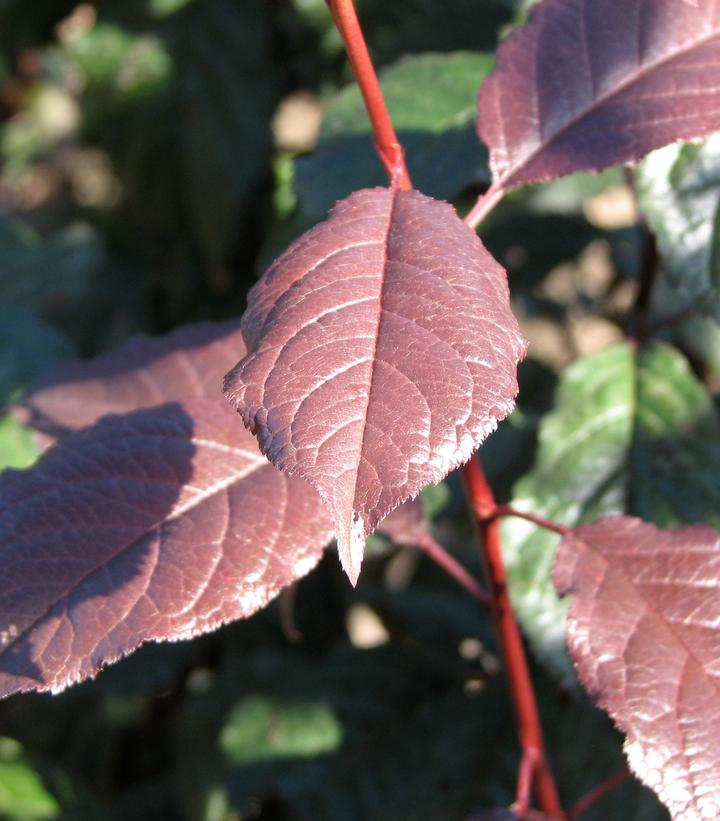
[225,187,525,583]
[479,0,720,188]
[555,516,720,821]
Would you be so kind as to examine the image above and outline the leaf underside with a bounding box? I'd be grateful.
[478,0,720,188]
[0,324,333,697]
[554,516,720,821]
[224,187,526,583]
[635,134,720,319]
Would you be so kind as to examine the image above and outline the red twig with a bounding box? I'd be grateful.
[494,505,568,536]
[326,0,412,191]
[568,769,631,820]
[514,747,540,816]
[326,2,558,814]
[462,456,565,820]
[415,532,491,608]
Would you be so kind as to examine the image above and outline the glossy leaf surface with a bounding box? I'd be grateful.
[478,0,720,188]
[636,134,720,319]
[0,326,333,697]
[555,517,720,821]
[225,187,526,582]
[501,342,720,681]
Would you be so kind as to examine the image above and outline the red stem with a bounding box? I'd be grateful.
[494,505,568,536]
[326,0,412,191]
[464,182,506,230]
[462,456,565,820]
[415,532,491,608]
[326,1,558,813]
[568,769,631,820]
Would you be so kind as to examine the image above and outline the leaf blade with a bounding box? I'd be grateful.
[0,398,332,698]
[554,516,720,820]
[1,324,334,697]
[224,188,526,582]
[479,0,720,188]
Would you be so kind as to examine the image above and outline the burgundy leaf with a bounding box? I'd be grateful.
[478,0,720,188]
[554,516,720,820]
[224,187,526,583]
[0,397,333,697]
[17,319,243,442]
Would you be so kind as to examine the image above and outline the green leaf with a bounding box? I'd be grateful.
[636,134,720,319]
[297,52,493,215]
[349,0,513,66]
[0,738,59,821]
[501,342,720,682]
[0,415,38,471]
[0,220,101,314]
[220,696,343,763]
[0,306,73,406]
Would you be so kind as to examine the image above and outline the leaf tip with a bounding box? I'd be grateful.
[336,511,365,586]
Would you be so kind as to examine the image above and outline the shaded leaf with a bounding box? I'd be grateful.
[224,187,526,583]
[636,134,720,319]
[175,641,515,821]
[501,342,720,681]
[17,319,244,441]
[0,219,102,317]
[554,516,720,821]
[0,306,74,407]
[478,0,720,188]
[350,0,513,66]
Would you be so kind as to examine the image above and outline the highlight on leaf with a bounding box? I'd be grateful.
[554,516,720,821]
[478,0,720,189]
[224,187,526,584]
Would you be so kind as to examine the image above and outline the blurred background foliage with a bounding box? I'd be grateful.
[4,0,719,817]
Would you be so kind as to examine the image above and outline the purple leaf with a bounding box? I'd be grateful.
[17,319,244,442]
[554,516,720,820]
[478,0,720,188]
[224,188,526,583]
[0,325,334,697]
